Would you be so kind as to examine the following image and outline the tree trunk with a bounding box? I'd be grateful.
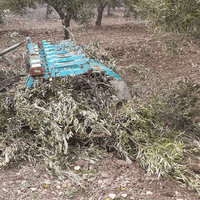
[62,15,71,39]
[45,4,50,20]
[46,1,71,39]
[107,5,111,16]
[96,0,108,26]
[58,13,71,39]
[96,6,104,26]
[0,12,3,24]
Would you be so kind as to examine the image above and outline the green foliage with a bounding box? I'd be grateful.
[69,0,94,25]
[135,0,200,37]
[0,0,95,24]
[138,139,183,176]
[0,93,15,131]
[123,0,139,18]
[165,80,200,134]
[0,74,116,167]
[45,0,94,24]
[108,0,122,8]
[1,76,200,193]
[0,0,37,15]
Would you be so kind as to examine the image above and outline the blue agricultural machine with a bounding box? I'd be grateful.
[0,37,130,100]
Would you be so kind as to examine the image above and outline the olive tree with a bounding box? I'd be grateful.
[44,0,94,39]
[95,0,108,26]
[0,0,37,15]
[0,0,36,23]
[123,0,139,18]
[107,0,121,16]
[95,0,122,26]
[134,0,200,37]
[0,0,94,39]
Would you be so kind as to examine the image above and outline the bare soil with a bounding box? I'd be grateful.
[0,7,200,200]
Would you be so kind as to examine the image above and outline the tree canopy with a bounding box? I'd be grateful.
[0,0,37,14]
[44,0,94,38]
[135,0,200,37]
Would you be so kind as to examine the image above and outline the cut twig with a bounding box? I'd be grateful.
[32,103,46,111]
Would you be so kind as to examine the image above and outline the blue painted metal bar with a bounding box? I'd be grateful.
[26,75,34,88]
[53,58,89,68]
[47,54,86,65]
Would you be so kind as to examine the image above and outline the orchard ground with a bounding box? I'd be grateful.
[0,6,200,200]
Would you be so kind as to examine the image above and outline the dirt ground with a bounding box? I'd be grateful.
[1,6,200,200]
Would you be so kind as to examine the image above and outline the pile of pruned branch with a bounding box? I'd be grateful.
[0,74,200,193]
